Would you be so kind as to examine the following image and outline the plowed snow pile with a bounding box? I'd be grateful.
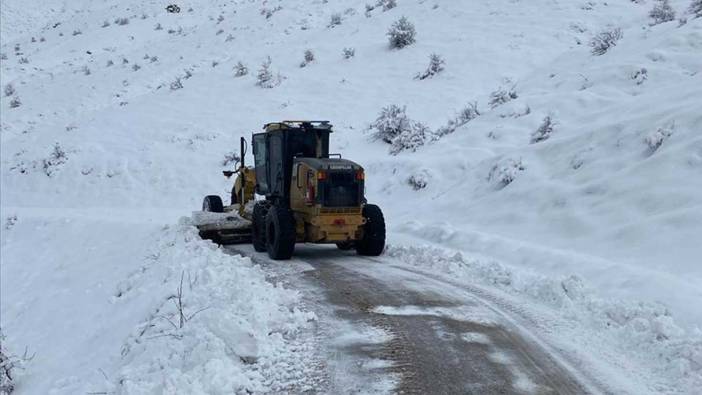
[1,0,701,393]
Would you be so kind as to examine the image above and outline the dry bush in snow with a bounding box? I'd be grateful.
[590,27,623,55]
[645,124,674,154]
[435,102,480,138]
[0,331,33,395]
[329,13,342,27]
[488,158,526,189]
[170,77,183,90]
[42,143,68,176]
[233,61,248,77]
[115,17,130,26]
[649,0,676,25]
[489,86,518,109]
[3,84,14,97]
[300,49,315,67]
[342,47,355,59]
[388,17,416,49]
[415,54,445,80]
[408,171,429,190]
[101,20,110,28]
[632,68,648,85]
[370,105,431,154]
[9,97,21,109]
[531,116,556,144]
[689,0,702,17]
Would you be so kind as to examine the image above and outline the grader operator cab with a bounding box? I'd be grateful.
[196,121,385,260]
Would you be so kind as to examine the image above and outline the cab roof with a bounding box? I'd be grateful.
[263,120,333,132]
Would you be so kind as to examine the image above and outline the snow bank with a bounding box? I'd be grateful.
[0,214,317,394]
[104,218,319,394]
[384,244,702,393]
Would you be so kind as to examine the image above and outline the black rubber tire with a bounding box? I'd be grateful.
[251,202,268,252]
[336,241,354,250]
[202,195,224,213]
[265,206,296,260]
[356,204,386,256]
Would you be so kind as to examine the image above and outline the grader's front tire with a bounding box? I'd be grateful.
[356,204,386,256]
[265,206,296,260]
[251,202,268,252]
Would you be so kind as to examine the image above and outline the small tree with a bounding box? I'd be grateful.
[387,17,416,49]
[415,53,445,80]
[233,61,248,77]
[649,0,676,25]
[256,57,280,88]
[590,28,623,56]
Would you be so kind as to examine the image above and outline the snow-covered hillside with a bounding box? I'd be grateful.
[1,0,701,393]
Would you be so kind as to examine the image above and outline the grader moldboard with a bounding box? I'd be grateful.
[195,121,386,260]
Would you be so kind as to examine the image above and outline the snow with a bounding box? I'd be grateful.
[1,0,701,393]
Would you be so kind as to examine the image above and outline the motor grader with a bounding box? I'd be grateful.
[196,121,385,260]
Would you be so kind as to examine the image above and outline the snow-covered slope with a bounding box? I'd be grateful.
[1,0,701,393]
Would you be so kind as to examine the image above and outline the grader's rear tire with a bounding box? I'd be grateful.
[202,195,224,213]
[356,204,386,256]
[251,202,268,252]
[265,206,296,260]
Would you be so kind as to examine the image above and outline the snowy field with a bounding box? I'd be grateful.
[1,0,701,393]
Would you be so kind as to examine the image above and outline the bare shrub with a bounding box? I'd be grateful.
[102,20,110,28]
[3,84,15,97]
[329,13,342,28]
[690,0,702,18]
[489,87,518,109]
[370,105,432,154]
[170,77,183,90]
[590,28,623,56]
[1,331,34,395]
[342,47,355,59]
[115,17,130,25]
[645,124,674,153]
[388,17,416,49]
[435,102,480,137]
[234,61,248,77]
[383,0,398,11]
[42,143,68,176]
[488,158,526,189]
[649,0,676,25]
[415,53,445,80]
[300,49,315,67]
[9,97,21,108]
[72,29,82,36]
[408,171,429,190]
[530,116,556,144]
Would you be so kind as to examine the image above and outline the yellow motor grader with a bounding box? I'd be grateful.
[196,121,385,260]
